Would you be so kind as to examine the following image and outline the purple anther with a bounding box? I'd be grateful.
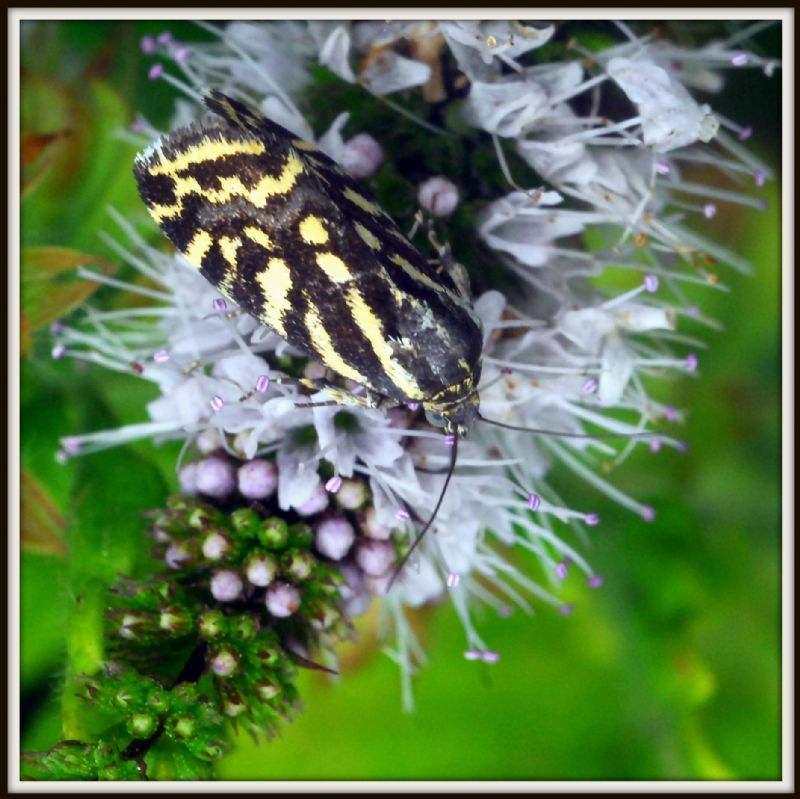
[148,63,164,80]
[581,378,598,395]
[643,273,659,293]
[212,298,227,312]
[325,475,343,493]
[140,35,156,54]
[686,352,698,372]
[446,573,460,589]
[464,649,481,661]
[649,437,662,453]
[559,603,575,616]
[209,395,225,412]
[394,508,410,521]
[585,513,600,527]
[588,575,604,588]
[731,52,748,66]
[481,650,500,663]
[555,562,569,581]
[407,402,419,411]
[527,493,541,511]
[738,126,753,142]
[641,505,656,522]
[703,203,717,219]
[255,374,270,393]
[444,433,456,447]
[51,343,66,360]
[153,349,170,364]
[130,116,149,133]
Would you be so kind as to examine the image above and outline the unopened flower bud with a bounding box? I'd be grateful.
[238,459,278,499]
[198,610,226,639]
[341,133,384,178]
[202,531,231,561]
[210,569,243,602]
[418,176,459,217]
[210,648,238,677]
[245,552,278,587]
[165,542,193,570]
[361,506,392,540]
[315,517,355,560]
[355,539,395,576]
[335,478,368,510]
[282,548,316,581]
[265,581,301,618]
[178,462,198,494]
[171,715,194,739]
[127,712,158,739]
[258,517,289,549]
[196,427,224,454]
[195,456,237,499]
[295,483,329,516]
[255,677,280,700]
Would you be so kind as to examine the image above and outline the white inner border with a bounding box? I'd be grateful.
[8,7,794,794]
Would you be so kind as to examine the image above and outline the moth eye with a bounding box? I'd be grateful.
[425,410,446,429]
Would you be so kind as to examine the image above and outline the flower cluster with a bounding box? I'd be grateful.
[55,20,773,708]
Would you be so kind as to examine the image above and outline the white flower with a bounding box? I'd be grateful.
[465,79,549,137]
[477,190,583,267]
[318,25,356,84]
[59,20,774,708]
[607,56,720,151]
[360,50,432,95]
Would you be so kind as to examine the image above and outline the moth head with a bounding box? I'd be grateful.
[424,394,479,437]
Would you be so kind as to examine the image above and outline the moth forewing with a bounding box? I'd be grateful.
[133,91,483,432]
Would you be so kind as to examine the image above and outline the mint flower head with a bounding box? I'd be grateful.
[54,19,774,710]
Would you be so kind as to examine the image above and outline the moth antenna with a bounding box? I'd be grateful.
[477,412,658,441]
[201,308,243,322]
[470,368,514,398]
[388,432,459,590]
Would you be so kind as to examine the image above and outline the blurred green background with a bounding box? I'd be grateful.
[19,20,782,780]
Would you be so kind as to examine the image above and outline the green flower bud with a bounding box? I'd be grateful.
[210,648,238,678]
[255,677,280,701]
[127,711,158,739]
[198,610,226,639]
[229,507,260,537]
[288,522,314,548]
[171,714,195,739]
[233,614,259,640]
[281,548,316,581]
[258,517,289,549]
[159,607,191,634]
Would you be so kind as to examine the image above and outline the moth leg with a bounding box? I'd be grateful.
[294,383,382,410]
[202,307,244,322]
[419,216,472,302]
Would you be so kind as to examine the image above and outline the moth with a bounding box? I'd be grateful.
[133,91,484,439]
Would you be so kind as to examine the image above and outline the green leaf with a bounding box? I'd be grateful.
[21,469,67,556]
[60,398,169,739]
[21,551,69,694]
[20,79,143,258]
[21,246,115,339]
